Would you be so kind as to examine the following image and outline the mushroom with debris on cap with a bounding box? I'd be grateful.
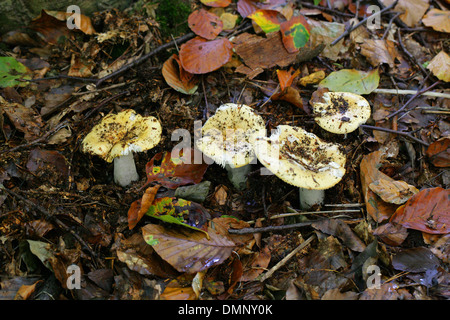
[195,103,266,190]
[311,90,371,134]
[254,125,346,209]
[82,109,162,187]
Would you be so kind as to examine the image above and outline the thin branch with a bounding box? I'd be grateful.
[385,80,442,120]
[360,124,429,146]
[373,88,450,99]
[330,0,398,46]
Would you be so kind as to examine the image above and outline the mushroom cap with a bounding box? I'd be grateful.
[82,109,162,162]
[254,125,346,190]
[195,103,266,168]
[312,91,371,134]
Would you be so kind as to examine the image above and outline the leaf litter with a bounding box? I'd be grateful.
[0,0,449,301]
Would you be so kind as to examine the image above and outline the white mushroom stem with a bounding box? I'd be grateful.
[113,153,139,187]
[225,164,251,190]
[299,188,325,209]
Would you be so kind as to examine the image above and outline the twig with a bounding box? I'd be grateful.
[330,0,398,46]
[257,235,315,282]
[373,88,450,99]
[95,32,195,87]
[83,90,130,120]
[382,12,402,40]
[360,124,429,146]
[1,187,104,268]
[396,29,429,77]
[20,74,98,83]
[385,81,442,120]
[6,120,70,153]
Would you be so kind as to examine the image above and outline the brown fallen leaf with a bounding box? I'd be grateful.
[384,0,429,27]
[312,219,366,252]
[372,222,409,246]
[240,246,271,281]
[390,187,450,234]
[369,178,419,205]
[360,39,399,68]
[426,136,450,167]
[232,32,298,70]
[422,8,450,33]
[127,185,160,230]
[360,150,399,222]
[162,54,198,95]
[426,51,450,82]
[142,223,236,273]
[188,9,223,40]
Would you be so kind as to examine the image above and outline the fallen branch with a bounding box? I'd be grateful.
[330,0,398,46]
[360,124,429,146]
[373,88,450,99]
[257,235,315,282]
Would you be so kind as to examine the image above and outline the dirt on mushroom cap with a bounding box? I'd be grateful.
[254,125,346,190]
[82,109,162,162]
[195,103,266,168]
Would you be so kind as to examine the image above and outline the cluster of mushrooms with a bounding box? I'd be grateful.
[81,91,371,209]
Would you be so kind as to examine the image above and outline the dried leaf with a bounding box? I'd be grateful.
[188,9,223,40]
[369,179,419,205]
[426,136,450,167]
[360,150,399,222]
[422,9,450,33]
[427,51,450,82]
[142,224,236,273]
[392,247,441,272]
[387,0,429,27]
[160,274,196,300]
[312,219,366,252]
[390,187,450,234]
[248,9,285,33]
[360,39,399,68]
[145,148,208,189]
[45,10,96,35]
[307,19,345,61]
[200,0,232,7]
[179,37,233,74]
[276,67,300,91]
[372,222,409,246]
[29,10,70,44]
[128,185,160,230]
[298,70,326,86]
[162,54,198,95]
[240,246,271,281]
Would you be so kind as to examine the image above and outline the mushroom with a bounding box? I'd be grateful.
[311,91,371,134]
[254,125,346,209]
[195,103,266,190]
[82,109,162,187]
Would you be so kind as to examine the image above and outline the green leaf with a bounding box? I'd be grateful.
[0,57,31,88]
[319,69,380,94]
[280,15,311,53]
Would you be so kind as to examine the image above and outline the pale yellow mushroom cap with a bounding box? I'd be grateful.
[195,103,266,168]
[312,91,371,134]
[254,125,346,190]
[82,109,162,162]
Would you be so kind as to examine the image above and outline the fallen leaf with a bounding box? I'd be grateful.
[369,179,419,205]
[220,12,239,30]
[307,19,345,61]
[26,149,69,185]
[360,39,399,68]
[162,54,199,95]
[179,37,233,74]
[188,9,223,40]
[145,148,208,189]
[426,51,450,82]
[0,96,44,141]
[392,247,441,272]
[160,274,197,300]
[29,10,71,44]
[360,150,399,222]
[319,68,380,94]
[390,187,450,234]
[372,222,409,246]
[68,54,94,78]
[200,0,232,7]
[241,246,271,281]
[383,0,429,27]
[422,8,450,33]
[45,10,96,35]
[271,86,304,109]
[248,9,285,34]
[128,185,160,230]
[232,32,298,70]
[312,219,366,252]
[142,224,236,273]
[276,67,300,91]
[426,136,450,167]
[0,57,31,88]
[145,197,210,232]
[298,70,326,86]
[280,15,311,53]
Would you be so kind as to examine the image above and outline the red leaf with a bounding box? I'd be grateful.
[390,187,450,234]
[145,148,209,189]
[276,66,300,91]
[179,36,233,74]
[200,0,232,7]
[426,137,450,168]
[162,54,198,95]
[127,185,160,230]
[188,9,223,40]
[280,15,311,53]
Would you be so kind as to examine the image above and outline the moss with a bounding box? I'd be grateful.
[154,0,191,38]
